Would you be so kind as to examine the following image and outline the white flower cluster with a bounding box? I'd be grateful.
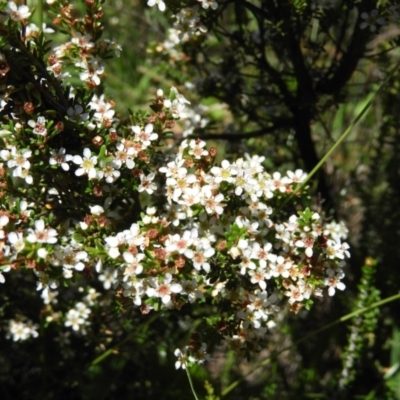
[0,147,33,184]
[148,0,219,13]
[0,88,350,361]
[174,344,211,369]
[45,14,121,87]
[51,137,347,360]
[148,0,217,45]
[6,317,39,342]
[64,301,92,334]
[359,5,400,31]
[3,1,31,22]
[61,288,100,334]
[0,1,351,367]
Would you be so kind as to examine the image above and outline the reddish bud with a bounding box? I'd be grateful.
[93,185,103,197]
[184,157,194,168]
[175,255,186,269]
[24,102,34,114]
[147,115,157,124]
[55,121,64,132]
[209,147,217,157]
[165,120,175,129]
[92,135,104,147]
[109,130,118,141]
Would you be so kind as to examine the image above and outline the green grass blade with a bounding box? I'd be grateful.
[293,59,400,197]
[185,366,200,400]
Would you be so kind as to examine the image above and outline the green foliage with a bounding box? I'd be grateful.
[338,258,381,392]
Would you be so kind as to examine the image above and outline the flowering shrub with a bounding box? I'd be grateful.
[0,0,350,372]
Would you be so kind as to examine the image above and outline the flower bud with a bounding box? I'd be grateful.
[92,135,104,147]
[24,102,34,114]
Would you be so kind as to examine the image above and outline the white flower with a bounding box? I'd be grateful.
[114,142,136,169]
[94,106,115,126]
[77,58,105,86]
[98,268,118,290]
[285,282,305,304]
[146,207,157,216]
[174,348,187,369]
[6,2,31,21]
[138,173,157,194]
[73,148,98,179]
[360,10,385,32]
[147,0,166,12]
[97,160,121,183]
[146,273,182,304]
[0,214,9,228]
[210,159,237,183]
[325,273,346,296]
[28,116,47,136]
[170,86,191,105]
[270,171,291,193]
[41,288,58,305]
[35,270,58,291]
[169,99,186,119]
[2,146,31,170]
[271,256,292,278]
[295,235,315,258]
[237,308,263,329]
[71,33,95,49]
[248,268,268,290]
[15,167,33,184]
[286,169,307,184]
[49,148,73,171]
[7,318,38,341]
[75,302,91,319]
[26,220,58,244]
[188,342,211,364]
[323,221,348,242]
[122,279,144,306]
[8,231,25,253]
[239,247,257,275]
[252,242,272,268]
[58,248,88,271]
[26,22,55,35]
[166,172,197,203]
[188,139,208,159]
[84,288,101,306]
[37,248,48,259]
[173,8,208,40]
[190,245,215,273]
[104,236,122,259]
[65,309,85,331]
[124,224,145,248]
[131,124,158,147]
[159,159,186,178]
[324,239,344,259]
[181,278,203,303]
[197,0,218,10]
[203,191,225,215]
[0,129,12,136]
[67,104,89,123]
[123,252,144,276]
[165,230,196,255]
[90,205,104,215]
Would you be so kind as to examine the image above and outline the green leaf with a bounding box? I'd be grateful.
[98,144,107,159]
